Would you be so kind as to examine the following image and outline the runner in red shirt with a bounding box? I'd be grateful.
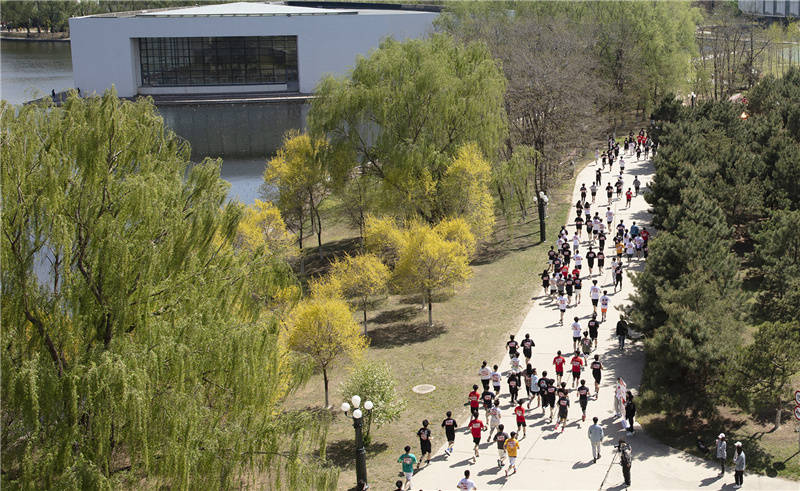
[553,351,566,385]
[570,352,584,388]
[514,401,527,438]
[641,228,650,242]
[468,417,486,462]
[625,188,632,208]
[468,385,480,419]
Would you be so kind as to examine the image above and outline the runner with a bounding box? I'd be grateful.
[598,230,607,253]
[586,247,596,275]
[605,207,614,230]
[614,261,624,292]
[555,388,570,433]
[508,372,520,405]
[570,350,584,388]
[510,351,522,377]
[557,292,568,325]
[600,291,610,322]
[441,411,457,457]
[616,315,628,350]
[606,182,613,205]
[491,365,502,395]
[479,361,491,391]
[523,363,534,399]
[397,446,417,490]
[553,351,566,385]
[456,470,477,490]
[597,249,606,272]
[521,334,535,365]
[595,167,602,186]
[468,384,480,419]
[574,273,583,305]
[590,280,601,313]
[481,386,495,421]
[548,272,557,298]
[590,182,598,203]
[590,355,603,397]
[625,188,632,208]
[571,317,582,352]
[633,175,641,196]
[625,241,635,264]
[506,334,519,358]
[581,331,593,362]
[580,183,587,203]
[468,417,486,462]
[504,432,520,477]
[545,377,558,422]
[575,214,584,238]
[416,420,432,468]
[572,232,580,251]
[487,400,502,442]
[492,424,509,468]
[619,156,625,174]
[601,151,607,169]
[514,400,527,438]
[588,313,600,349]
[573,249,583,272]
[565,274,574,306]
[614,378,627,417]
[577,379,590,422]
[528,368,540,409]
[547,246,556,272]
[538,371,550,415]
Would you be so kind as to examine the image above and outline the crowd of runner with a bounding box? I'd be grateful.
[394,132,660,490]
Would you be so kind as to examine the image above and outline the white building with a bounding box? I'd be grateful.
[69,1,438,99]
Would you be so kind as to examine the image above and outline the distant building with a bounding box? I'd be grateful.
[69,1,439,99]
[738,0,800,17]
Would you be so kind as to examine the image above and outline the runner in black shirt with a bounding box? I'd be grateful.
[492,424,509,468]
[506,335,519,357]
[575,215,584,238]
[481,389,496,421]
[590,355,603,398]
[508,372,520,404]
[540,270,550,297]
[586,247,596,275]
[555,392,570,433]
[606,183,613,205]
[597,250,606,271]
[574,275,582,305]
[580,184,587,202]
[417,420,432,468]
[595,167,602,185]
[441,411,458,456]
[577,380,590,422]
[588,313,600,350]
[598,232,606,252]
[538,371,550,415]
[521,334,535,364]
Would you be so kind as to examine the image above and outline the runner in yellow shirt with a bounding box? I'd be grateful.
[504,432,520,477]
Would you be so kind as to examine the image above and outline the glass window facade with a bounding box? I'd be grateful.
[138,36,298,87]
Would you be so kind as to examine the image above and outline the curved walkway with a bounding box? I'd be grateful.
[408,155,797,490]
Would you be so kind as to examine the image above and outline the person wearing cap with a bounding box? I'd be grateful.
[715,433,727,474]
[733,441,745,488]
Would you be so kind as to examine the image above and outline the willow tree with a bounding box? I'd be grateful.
[308,34,507,223]
[0,93,336,490]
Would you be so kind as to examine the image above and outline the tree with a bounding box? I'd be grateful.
[263,131,330,272]
[308,34,507,223]
[440,143,495,242]
[285,296,368,407]
[338,360,406,445]
[731,322,800,429]
[328,253,390,334]
[236,198,296,257]
[0,93,336,489]
[391,222,473,328]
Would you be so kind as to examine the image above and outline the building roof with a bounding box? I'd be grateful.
[136,2,354,17]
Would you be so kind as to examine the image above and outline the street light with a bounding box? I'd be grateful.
[690,91,696,108]
[537,191,549,242]
[342,395,374,488]
[740,111,749,120]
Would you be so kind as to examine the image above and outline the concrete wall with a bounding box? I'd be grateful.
[69,11,436,98]
[738,0,800,17]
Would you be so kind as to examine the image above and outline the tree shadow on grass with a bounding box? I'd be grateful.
[367,321,447,349]
[323,439,388,470]
[371,306,419,325]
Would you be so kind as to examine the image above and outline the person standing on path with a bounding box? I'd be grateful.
[733,441,746,488]
[479,361,491,391]
[397,446,417,490]
[716,433,727,474]
[456,470,477,490]
[616,315,628,350]
[441,411,457,457]
[624,392,636,435]
[614,378,627,417]
[588,417,604,462]
[617,439,633,487]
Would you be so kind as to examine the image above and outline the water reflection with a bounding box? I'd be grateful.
[0,40,73,105]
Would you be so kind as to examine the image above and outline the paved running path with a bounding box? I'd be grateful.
[406,154,798,490]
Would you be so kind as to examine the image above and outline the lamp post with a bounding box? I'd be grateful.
[536,191,549,242]
[690,91,696,108]
[341,395,374,489]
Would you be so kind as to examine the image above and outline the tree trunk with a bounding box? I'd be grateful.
[775,397,782,430]
[298,218,305,276]
[362,300,368,335]
[427,289,433,328]
[323,367,330,408]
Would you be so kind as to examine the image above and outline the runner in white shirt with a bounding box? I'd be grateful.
[590,280,601,314]
[625,242,635,263]
[600,292,610,322]
[479,362,492,391]
[572,233,580,250]
[491,367,502,394]
[606,208,614,227]
[487,404,502,442]
[457,470,477,490]
[590,182,598,204]
[557,294,568,325]
[571,318,583,351]
[574,251,583,270]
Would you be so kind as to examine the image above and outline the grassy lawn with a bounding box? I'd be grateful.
[284,156,586,490]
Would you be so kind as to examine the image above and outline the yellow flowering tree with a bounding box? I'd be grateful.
[329,253,391,334]
[440,143,496,242]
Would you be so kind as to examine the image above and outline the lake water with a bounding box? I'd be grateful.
[1,39,269,204]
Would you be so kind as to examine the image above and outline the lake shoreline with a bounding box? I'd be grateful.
[1,35,70,43]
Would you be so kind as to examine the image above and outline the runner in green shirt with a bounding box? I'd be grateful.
[397,446,417,490]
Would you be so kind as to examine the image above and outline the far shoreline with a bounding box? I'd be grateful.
[1,34,70,43]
